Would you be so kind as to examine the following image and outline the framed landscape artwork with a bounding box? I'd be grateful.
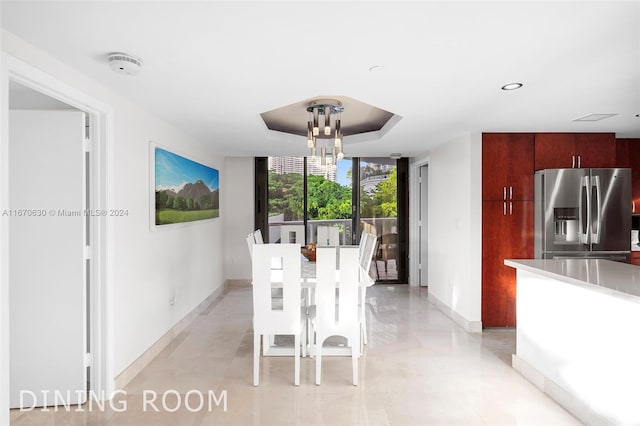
[154,146,219,225]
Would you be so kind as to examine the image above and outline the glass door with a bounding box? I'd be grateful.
[358,158,398,281]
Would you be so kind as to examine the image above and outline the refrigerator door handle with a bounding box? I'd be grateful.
[591,175,601,244]
[580,176,590,244]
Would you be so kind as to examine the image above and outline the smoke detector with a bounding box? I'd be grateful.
[108,52,142,75]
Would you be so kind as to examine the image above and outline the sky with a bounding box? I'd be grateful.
[155,148,219,192]
[336,159,351,187]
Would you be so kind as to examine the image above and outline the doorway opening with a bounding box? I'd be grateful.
[2,65,111,414]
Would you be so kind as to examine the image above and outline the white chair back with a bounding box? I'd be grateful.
[246,233,256,260]
[358,232,377,285]
[317,226,340,246]
[280,225,305,245]
[316,246,359,327]
[252,243,301,386]
[252,244,301,330]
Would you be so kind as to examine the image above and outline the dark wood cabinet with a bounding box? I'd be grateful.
[482,133,535,328]
[616,138,630,168]
[617,139,640,214]
[534,133,616,170]
[482,133,534,201]
[534,133,576,170]
[483,132,623,328]
[482,200,533,327]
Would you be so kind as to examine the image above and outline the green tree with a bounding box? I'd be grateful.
[155,191,168,209]
[268,171,304,220]
[172,196,185,210]
[373,168,397,217]
[307,175,351,220]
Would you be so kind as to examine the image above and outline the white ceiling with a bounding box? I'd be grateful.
[2,1,638,158]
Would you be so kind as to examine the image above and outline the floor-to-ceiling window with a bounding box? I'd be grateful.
[359,158,398,280]
[256,156,407,283]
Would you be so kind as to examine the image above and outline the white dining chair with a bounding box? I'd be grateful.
[312,246,360,385]
[316,226,340,246]
[358,232,377,349]
[254,228,264,244]
[246,232,257,260]
[280,224,305,245]
[252,243,303,386]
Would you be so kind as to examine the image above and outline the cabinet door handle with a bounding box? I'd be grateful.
[509,186,513,200]
[578,155,581,168]
[503,202,507,216]
[572,155,576,168]
[503,186,506,200]
[510,201,513,216]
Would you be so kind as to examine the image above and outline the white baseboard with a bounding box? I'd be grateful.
[512,355,612,426]
[114,282,228,390]
[428,292,482,333]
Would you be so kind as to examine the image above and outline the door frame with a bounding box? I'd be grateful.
[1,52,115,419]
[409,155,430,287]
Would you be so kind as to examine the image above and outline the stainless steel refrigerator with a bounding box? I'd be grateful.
[534,168,631,261]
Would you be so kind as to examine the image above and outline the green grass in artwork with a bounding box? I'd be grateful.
[156,208,219,225]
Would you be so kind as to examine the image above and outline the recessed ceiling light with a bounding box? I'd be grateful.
[501,83,523,91]
[573,113,618,122]
[636,113,640,117]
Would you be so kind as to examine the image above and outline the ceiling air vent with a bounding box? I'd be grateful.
[573,113,617,122]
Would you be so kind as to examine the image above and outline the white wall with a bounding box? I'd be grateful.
[0,30,225,393]
[223,157,254,280]
[0,26,10,426]
[426,132,482,331]
[112,109,223,375]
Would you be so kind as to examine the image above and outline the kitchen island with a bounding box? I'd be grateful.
[505,258,640,425]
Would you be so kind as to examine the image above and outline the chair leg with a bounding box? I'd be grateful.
[301,321,307,358]
[315,337,322,385]
[294,334,300,386]
[352,345,359,386]
[362,307,368,346]
[253,333,260,386]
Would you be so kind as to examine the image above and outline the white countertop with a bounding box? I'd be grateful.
[504,258,640,302]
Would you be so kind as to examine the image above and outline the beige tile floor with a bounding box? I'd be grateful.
[10,283,580,426]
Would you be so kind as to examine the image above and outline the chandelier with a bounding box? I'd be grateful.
[306,99,344,167]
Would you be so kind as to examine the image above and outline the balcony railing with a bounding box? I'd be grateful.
[267,216,398,281]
